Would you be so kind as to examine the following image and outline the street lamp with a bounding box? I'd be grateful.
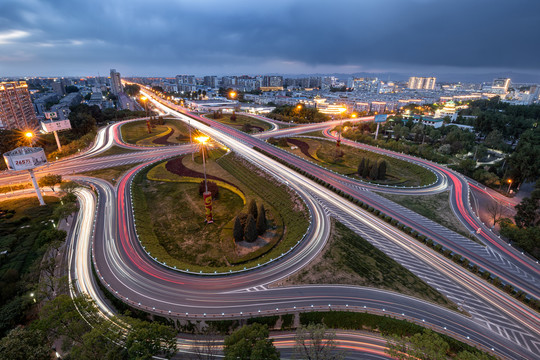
[507,179,512,194]
[336,107,347,147]
[140,96,149,117]
[25,131,34,146]
[195,135,213,223]
[229,91,237,99]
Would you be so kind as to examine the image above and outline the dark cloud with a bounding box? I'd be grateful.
[0,0,539,77]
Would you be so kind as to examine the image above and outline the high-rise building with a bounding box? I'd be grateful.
[110,69,123,95]
[407,77,436,90]
[0,81,39,130]
[203,76,218,88]
[262,76,283,87]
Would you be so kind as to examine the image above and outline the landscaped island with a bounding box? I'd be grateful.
[131,148,309,272]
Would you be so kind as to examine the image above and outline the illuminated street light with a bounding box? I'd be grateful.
[296,104,303,110]
[140,96,149,117]
[507,179,512,194]
[229,91,237,99]
[351,113,357,118]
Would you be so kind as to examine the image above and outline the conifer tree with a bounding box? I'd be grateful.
[244,214,257,242]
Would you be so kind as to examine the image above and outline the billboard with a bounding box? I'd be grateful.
[3,147,47,171]
[203,191,213,223]
[374,114,388,123]
[41,119,72,133]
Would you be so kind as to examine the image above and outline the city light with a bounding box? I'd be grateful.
[25,131,33,138]
[195,135,209,144]
[229,91,237,99]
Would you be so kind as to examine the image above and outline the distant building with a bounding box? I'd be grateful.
[434,100,458,121]
[50,92,83,120]
[203,76,218,88]
[176,74,197,92]
[51,80,65,96]
[491,78,511,95]
[408,77,436,90]
[0,81,39,130]
[33,93,60,116]
[262,76,283,88]
[110,69,123,95]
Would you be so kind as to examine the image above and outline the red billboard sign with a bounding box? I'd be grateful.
[203,191,213,223]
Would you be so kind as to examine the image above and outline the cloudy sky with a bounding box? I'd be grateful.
[1,0,539,80]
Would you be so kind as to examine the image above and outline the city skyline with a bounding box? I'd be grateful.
[1,0,540,81]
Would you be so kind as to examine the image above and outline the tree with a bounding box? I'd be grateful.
[455,350,493,360]
[248,199,258,219]
[54,201,78,221]
[294,323,345,360]
[357,158,365,175]
[190,327,220,360]
[38,174,62,191]
[231,111,237,122]
[69,321,126,360]
[244,214,258,243]
[233,215,244,242]
[223,323,280,360]
[362,159,371,178]
[65,85,79,93]
[377,160,387,180]
[369,161,378,179]
[386,329,449,360]
[124,84,141,97]
[256,203,267,235]
[483,129,504,149]
[60,180,79,194]
[124,317,177,360]
[0,326,51,360]
[514,195,540,228]
[487,200,509,227]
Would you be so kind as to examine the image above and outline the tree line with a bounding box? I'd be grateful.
[357,157,387,180]
[233,200,267,243]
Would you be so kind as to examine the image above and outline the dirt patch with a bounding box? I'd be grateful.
[165,156,235,186]
[286,138,317,161]
[153,130,174,145]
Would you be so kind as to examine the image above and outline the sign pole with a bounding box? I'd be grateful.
[28,169,45,206]
[53,130,62,151]
[375,123,380,140]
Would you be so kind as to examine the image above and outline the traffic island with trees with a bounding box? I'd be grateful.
[204,112,272,133]
[120,117,192,146]
[131,148,309,273]
[268,136,437,187]
[266,104,330,123]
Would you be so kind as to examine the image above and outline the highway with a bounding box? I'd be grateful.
[2,88,539,358]
[88,90,536,358]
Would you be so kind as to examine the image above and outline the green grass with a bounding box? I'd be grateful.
[377,191,478,243]
[286,137,437,187]
[131,152,309,272]
[286,221,457,310]
[91,146,142,158]
[120,119,190,145]
[205,114,272,133]
[79,164,140,185]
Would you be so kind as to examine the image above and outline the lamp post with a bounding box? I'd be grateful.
[195,136,213,223]
[336,107,347,147]
[507,179,512,194]
[141,96,149,117]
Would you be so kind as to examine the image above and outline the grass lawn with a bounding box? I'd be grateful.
[281,221,458,311]
[79,164,140,185]
[283,137,437,187]
[120,119,191,145]
[204,114,272,133]
[92,146,142,158]
[377,191,478,242]
[132,151,309,272]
